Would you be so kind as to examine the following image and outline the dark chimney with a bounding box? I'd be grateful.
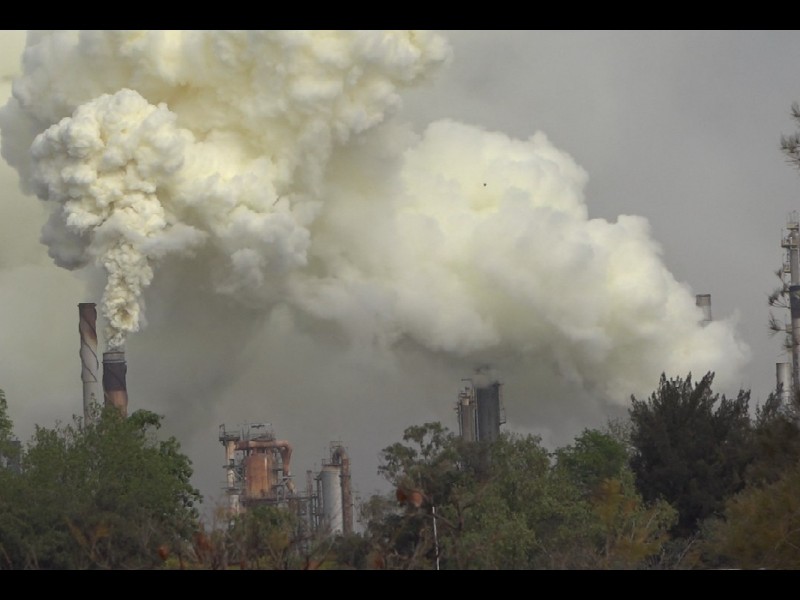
[102,350,128,417]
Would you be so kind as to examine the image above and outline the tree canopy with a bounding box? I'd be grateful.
[628,372,754,539]
[0,402,201,569]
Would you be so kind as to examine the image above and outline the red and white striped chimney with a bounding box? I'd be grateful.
[78,303,101,421]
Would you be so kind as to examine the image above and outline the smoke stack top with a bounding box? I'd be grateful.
[0,31,750,412]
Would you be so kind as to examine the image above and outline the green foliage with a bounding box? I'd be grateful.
[360,422,676,569]
[700,460,800,569]
[589,471,677,569]
[745,391,800,487]
[628,372,754,539]
[0,389,12,442]
[0,389,20,470]
[780,101,800,171]
[226,505,299,569]
[0,406,201,569]
[554,428,630,496]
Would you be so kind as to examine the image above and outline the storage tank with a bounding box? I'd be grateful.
[244,453,273,499]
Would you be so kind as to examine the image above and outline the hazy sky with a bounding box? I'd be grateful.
[1,30,799,519]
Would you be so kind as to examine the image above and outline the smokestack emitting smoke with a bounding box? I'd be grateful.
[78,302,101,419]
[102,350,128,417]
[1,32,750,469]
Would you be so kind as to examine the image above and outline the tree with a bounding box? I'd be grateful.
[362,422,677,569]
[554,427,630,497]
[226,505,299,569]
[628,372,755,539]
[0,389,20,471]
[780,102,800,170]
[745,391,800,487]
[0,406,201,569]
[700,460,800,569]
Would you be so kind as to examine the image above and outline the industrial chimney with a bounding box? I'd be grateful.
[102,350,128,417]
[78,303,101,421]
[695,294,712,326]
[456,367,506,443]
[777,362,793,407]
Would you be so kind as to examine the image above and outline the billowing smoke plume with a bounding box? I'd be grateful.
[0,30,749,410]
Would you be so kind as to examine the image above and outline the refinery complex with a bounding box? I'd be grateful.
[60,213,800,537]
[74,293,514,535]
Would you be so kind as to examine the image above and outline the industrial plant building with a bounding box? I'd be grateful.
[455,368,506,443]
[218,423,354,536]
[76,301,356,536]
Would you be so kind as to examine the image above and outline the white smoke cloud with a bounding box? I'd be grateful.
[0,30,752,503]
[1,30,451,348]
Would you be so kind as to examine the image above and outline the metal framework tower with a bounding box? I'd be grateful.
[780,213,800,399]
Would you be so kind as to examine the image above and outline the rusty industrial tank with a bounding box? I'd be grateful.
[244,452,274,498]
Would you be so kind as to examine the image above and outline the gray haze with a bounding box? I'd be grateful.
[0,31,796,520]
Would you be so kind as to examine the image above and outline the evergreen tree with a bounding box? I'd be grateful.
[628,372,754,539]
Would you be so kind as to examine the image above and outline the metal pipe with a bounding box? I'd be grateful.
[78,303,101,421]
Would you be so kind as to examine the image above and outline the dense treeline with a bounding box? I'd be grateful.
[2,370,800,569]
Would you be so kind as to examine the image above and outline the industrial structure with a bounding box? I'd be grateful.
[455,367,506,443]
[317,443,354,535]
[77,302,129,419]
[696,294,712,327]
[768,212,800,409]
[77,299,357,538]
[218,424,354,536]
[102,350,128,417]
[78,303,101,421]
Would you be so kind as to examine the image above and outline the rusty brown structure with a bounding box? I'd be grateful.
[219,423,297,516]
[217,424,353,537]
[236,437,296,501]
[78,303,102,421]
[102,350,128,417]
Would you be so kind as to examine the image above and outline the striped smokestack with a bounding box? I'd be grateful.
[78,303,101,421]
[102,350,128,417]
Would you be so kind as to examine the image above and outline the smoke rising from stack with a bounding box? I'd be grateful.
[0,31,752,501]
[102,350,128,417]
